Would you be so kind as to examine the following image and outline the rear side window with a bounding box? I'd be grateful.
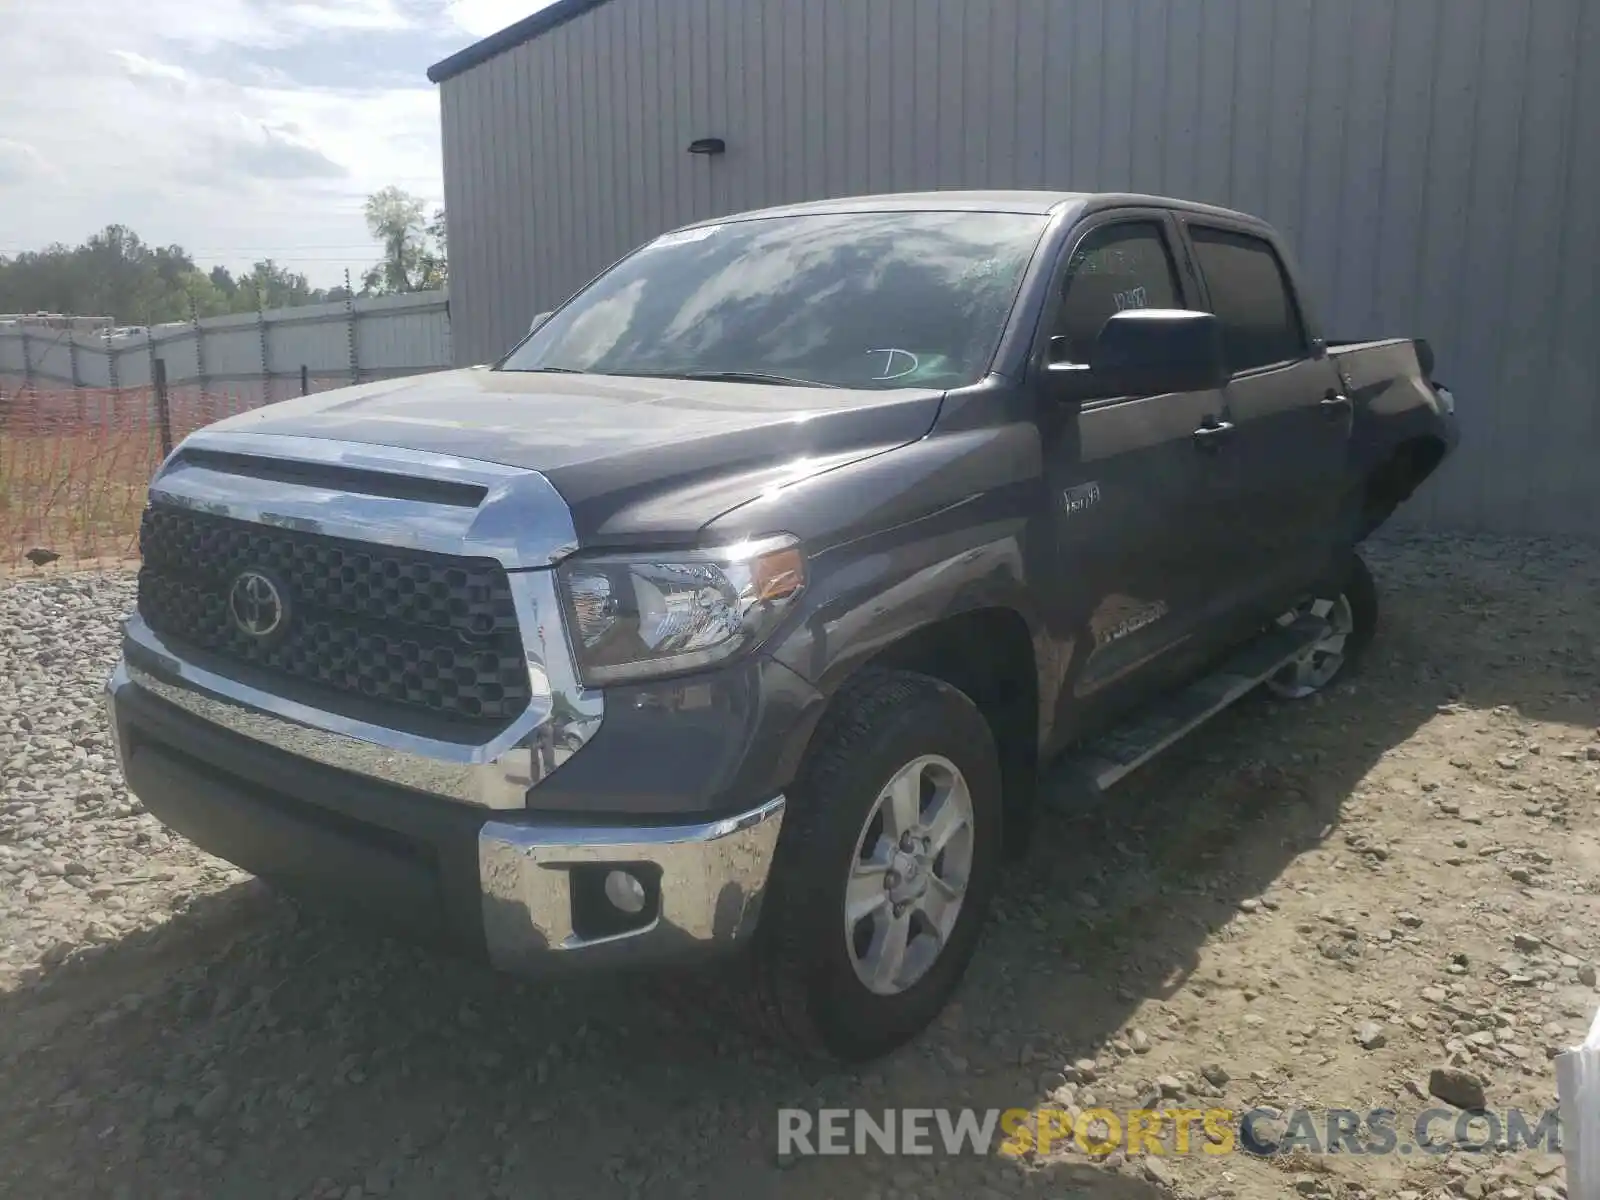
[1188,226,1306,372]
[1051,221,1183,363]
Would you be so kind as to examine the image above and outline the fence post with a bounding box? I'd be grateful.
[256,301,270,404]
[153,357,173,459]
[345,268,359,385]
[191,295,209,397]
[19,328,31,389]
[145,324,158,401]
[300,364,310,396]
[68,334,85,423]
[146,325,162,448]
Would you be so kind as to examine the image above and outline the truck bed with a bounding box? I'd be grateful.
[1325,336,1457,538]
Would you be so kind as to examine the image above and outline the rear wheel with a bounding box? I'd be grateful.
[1265,552,1378,699]
[750,670,1002,1061]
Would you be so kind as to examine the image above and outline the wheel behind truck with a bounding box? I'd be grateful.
[749,669,1004,1061]
[1265,550,1379,700]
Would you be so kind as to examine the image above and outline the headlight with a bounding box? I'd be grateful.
[556,535,806,685]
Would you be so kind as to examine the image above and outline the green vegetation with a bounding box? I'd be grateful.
[0,189,446,326]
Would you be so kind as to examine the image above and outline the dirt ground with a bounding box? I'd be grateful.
[1,532,1596,1200]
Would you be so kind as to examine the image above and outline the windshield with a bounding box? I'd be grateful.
[500,210,1050,390]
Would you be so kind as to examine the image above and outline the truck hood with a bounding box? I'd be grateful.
[207,368,945,544]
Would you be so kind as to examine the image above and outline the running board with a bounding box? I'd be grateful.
[1071,614,1330,793]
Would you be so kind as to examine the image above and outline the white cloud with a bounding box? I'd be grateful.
[0,139,48,186]
[111,50,191,87]
[0,0,450,287]
[280,0,419,33]
[445,0,555,39]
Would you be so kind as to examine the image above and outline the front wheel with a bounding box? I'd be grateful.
[750,670,1002,1062]
[1265,551,1379,699]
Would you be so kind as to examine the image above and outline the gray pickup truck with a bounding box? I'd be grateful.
[106,191,1458,1061]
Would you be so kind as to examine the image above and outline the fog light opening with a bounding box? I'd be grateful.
[604,869,647,915]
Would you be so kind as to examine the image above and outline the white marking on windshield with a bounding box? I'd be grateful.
[867,348,920,380]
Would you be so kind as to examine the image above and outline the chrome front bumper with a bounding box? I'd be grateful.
[107,662,787,972]
[479,797,786,972]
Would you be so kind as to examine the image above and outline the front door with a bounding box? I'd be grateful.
[1179,221,1351,620]
[1032,212,1235,747]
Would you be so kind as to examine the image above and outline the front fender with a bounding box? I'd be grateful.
[770,524,1044,700]
[705,419,1049,701]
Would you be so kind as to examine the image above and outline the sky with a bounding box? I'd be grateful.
[0,0,556,288]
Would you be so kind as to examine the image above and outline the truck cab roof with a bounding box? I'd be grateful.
[675,189,1271,231]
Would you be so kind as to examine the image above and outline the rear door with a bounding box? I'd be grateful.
[1177,219,1350,618]
[1030,210,1235,744]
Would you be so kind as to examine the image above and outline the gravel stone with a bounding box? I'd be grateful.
[0,544,1593,1199]
[1354,1022,1387,1050]
[1428,1066,1489,1111]
[1142,1157,1176,1187]
[192,1083,231,1123]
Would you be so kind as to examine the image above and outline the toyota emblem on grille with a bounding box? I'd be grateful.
[228,570,287,639]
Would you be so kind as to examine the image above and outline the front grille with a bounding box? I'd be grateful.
[137,505,531,727]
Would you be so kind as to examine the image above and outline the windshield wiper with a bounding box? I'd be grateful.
[503,365,583,374]
[617,370,841,389]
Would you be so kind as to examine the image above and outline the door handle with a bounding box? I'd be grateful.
[1320,392,1352,417]
[1192,419,1235,449]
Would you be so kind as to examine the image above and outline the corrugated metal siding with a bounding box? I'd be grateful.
[439,0,1600,535]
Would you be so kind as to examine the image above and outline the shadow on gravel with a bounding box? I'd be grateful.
[1,536,1594,1199]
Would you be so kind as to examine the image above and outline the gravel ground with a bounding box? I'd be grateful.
[2,535,1597,1200]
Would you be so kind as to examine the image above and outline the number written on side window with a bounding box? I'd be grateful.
[1188,227,1307,373]
[1053,222,1182,364]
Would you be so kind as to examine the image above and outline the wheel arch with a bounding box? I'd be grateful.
[800,606,1042,859]
[1357,435,1448,540]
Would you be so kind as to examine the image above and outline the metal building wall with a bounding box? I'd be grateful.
[439,0,1600,536]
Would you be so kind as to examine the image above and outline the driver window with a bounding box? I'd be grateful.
[1052,221,1183,363]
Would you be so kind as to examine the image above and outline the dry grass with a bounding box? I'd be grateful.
[0,429,160,566]
[0,386,264,571]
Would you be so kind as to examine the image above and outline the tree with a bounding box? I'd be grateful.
[0,226,195,325]
[235,260,317,311]
[0,228,343,323]
[418,206,448,290]
[180,269,231,318]
[208,265,239,301]
[362,186,425,295]
[362,187,446,294]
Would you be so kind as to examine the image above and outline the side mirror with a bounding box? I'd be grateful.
[1047,309,1227,399]
[529,310,553,334]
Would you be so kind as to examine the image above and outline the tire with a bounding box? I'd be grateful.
[1265,550,1379,700]
[749,669,1003,1062]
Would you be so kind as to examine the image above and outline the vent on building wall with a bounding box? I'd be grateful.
[687,138,726,156]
